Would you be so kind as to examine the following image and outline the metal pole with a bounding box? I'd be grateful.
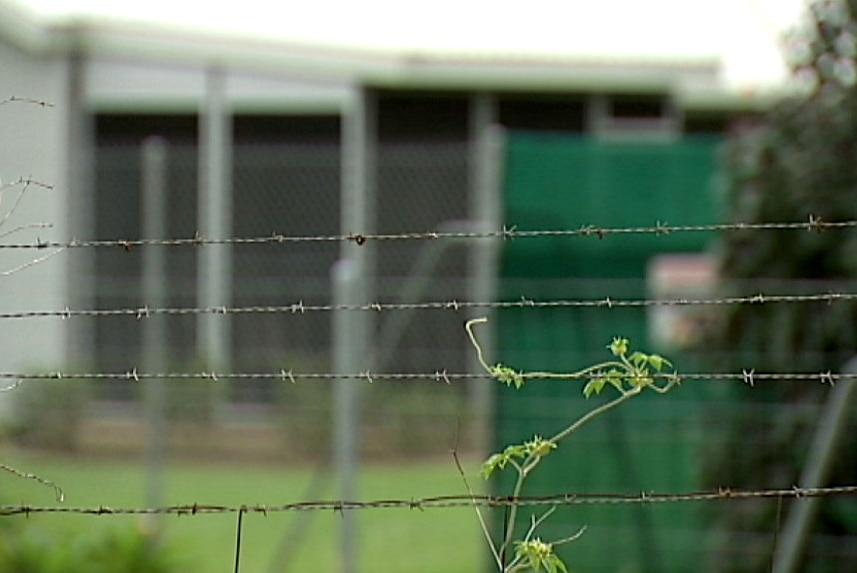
[197,67,232,369]
[772,356,857,573]
[340,87,377,304]
[142,137,169,528]
[333,86,377,573]
[468,93,502,456]
[332,260,360,573]
[198,67,232,420]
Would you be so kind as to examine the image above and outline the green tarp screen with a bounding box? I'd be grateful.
[493,133,722,573]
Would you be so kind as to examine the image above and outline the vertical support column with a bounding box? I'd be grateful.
[468,93,502,456]
[197,67,232,413]
[333,86,377,573]
[142,137,168,526]
[65,51,95,364]
[586,94,609,135]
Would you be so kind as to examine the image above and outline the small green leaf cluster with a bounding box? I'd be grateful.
[511,539,567,573]
[490,364,525,389]
[480,435,555,479]
[582,337,676,398]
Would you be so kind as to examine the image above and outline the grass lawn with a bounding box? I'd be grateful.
[0,450,486,572]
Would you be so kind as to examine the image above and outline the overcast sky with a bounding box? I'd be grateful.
[9,0,811,89]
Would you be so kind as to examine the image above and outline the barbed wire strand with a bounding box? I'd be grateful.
[2,291,856,321]
[2,485,856,517]
[0,369,850,385]
[0,215,852,250]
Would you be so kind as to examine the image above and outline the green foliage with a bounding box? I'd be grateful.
[0,522,189,573]
[480,436,555,480]
[465,318,677,572]
[490,364,526,389]
[707,2,857,571]
[582,338,674,398]
[715,0,857,371]
[512,539,568,573]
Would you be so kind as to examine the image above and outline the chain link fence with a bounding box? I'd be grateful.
[58,133,477,462]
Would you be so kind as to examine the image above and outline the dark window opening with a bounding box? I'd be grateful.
[684,111,733,134]
[498,94,586,132]
[96,113,198,145]
[233,114,340,142]
[610,95,666,119]
[375,90,469,140]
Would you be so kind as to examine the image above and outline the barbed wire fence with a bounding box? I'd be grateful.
[3,97,857,571]
[5,219,857,544]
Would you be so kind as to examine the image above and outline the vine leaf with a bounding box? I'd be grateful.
[491,364,525,389]
[513,539,568,573]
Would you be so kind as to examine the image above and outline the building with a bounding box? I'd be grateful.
[0,2,811,571]
[0,0,796,383]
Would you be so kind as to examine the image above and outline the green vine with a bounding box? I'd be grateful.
[463,317,679,572]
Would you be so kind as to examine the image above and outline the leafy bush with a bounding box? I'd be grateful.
[0,521,191,573]
[706,1,857,570]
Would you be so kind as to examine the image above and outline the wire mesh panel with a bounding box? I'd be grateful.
[375,140,470,373]
[84,130,477,460]
[93,141,198,399]
[231,141,341,402]
[368,139,475,456]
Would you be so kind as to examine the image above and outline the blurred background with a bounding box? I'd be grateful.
[3,0,857,572]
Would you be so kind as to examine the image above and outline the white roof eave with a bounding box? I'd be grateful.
[60,19,725,96]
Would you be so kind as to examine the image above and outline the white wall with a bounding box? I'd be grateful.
[0,39,69,390]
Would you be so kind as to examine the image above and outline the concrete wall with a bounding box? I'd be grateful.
[1,41,352,388]
[0,39,69,387]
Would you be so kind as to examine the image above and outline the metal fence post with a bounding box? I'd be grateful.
[772,356,857,573]
[142,136,168,528]
[198,66,232,414]
[334,86,377,573]
[332,259,361,573]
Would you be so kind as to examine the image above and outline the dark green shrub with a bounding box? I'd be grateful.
[0,521,190,573]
